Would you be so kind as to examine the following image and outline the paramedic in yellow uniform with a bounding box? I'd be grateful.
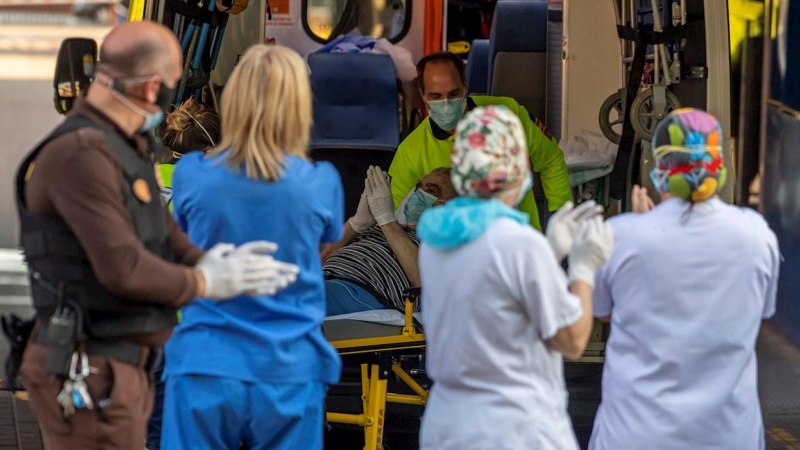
[389,52,572,231]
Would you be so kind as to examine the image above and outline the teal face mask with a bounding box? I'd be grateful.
[141,110,165,132]
[427,96,466,131]
[108,76,173,133]
[404,188,439,225]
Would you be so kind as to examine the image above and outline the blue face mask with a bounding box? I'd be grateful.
[141,110,165,132]
[427,96,466,131]
[108,77,173,133]
[513,172,533,206]
[404,188,439,225]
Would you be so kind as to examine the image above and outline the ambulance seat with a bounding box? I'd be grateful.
[308,53,400,218]
[488,0,548,123]
[489,0,550,228]
[466,39,490,95]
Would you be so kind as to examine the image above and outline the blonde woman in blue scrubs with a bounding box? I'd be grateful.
[161,44,344,450]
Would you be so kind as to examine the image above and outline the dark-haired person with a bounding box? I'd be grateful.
[148,102,220,450]
[388,51,572,232]
[157,97,220,212]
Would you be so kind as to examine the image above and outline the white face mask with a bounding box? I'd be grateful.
[513,172,533,206]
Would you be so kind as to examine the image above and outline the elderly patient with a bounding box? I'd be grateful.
[321,166,456,315]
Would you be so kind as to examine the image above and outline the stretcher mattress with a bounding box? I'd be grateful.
[323,310,423,342]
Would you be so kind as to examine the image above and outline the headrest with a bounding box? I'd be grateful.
[466,39,490,94]
[489,1,548,54]
[308,53,399,150]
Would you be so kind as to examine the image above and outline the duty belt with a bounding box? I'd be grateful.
[33,325,162,374]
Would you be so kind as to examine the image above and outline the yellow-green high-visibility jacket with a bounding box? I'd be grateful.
[157,162,176,214]
[389,95,572,231]
[157,161,182,322]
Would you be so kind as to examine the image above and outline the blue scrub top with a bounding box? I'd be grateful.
[164,152,344,385]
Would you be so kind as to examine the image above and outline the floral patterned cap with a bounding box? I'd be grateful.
[650,108,727,202]
[451,105,529,198]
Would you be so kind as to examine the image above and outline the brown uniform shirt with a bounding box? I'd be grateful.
[23,98,204,345]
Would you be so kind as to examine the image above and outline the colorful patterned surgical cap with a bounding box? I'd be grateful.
[650,108,727,202]
[450,105,530,198]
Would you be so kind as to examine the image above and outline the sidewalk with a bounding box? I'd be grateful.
[0,391,42,450]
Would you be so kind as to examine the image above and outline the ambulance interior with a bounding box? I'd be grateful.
[50,0,789,448]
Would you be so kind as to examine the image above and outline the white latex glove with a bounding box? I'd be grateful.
[197,241,300,300]
[546,200,605,261]
[567,218,614,288]
[349,188,376,233]
[365,166,396,226]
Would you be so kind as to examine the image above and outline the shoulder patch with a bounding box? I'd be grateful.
[160,187,173,205]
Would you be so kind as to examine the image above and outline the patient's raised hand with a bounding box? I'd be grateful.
[349,175,378,233]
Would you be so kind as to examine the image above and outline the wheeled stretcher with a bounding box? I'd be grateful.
[322,287,607,450]
[323,288,427,450]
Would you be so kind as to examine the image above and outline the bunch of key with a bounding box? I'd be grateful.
[56,351,93,418]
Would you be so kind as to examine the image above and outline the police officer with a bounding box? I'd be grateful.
[15,21,298,449]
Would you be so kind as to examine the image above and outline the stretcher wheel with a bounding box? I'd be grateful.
[630,88,681,140]
[185,67,210,89]
[598,92,624,145]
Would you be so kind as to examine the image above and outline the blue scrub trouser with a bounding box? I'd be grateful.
[325,279,387,316]
[161,375,325,450]
[146,357,166,449]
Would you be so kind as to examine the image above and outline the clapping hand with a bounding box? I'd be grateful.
[567,218,614,288]
[631,185,655,214]
[197,241,299,299]
[349,190,376,233]
[546,200,605,261]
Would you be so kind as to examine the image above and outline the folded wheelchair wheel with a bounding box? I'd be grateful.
[630,88,681,141]
[598,92,624,145]
[185,67,210,89]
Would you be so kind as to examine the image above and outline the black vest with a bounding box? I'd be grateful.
[15,114,178,340]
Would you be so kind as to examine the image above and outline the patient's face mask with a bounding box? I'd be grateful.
[426,96,467,131]
[404,188,439,225]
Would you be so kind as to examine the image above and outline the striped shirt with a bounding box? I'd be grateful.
[323,226,419,311]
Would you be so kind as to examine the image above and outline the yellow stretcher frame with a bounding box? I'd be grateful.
[324,289,604,449]
[326,297,427,450]
[128,0,145,21]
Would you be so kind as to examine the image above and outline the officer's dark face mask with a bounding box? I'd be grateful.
[155,82,176,113]
[139,81,177,133]
[106,75,176,132]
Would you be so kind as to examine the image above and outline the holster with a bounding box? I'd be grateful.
[1,314,36,391]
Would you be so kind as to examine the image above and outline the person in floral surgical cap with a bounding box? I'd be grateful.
[415,105,614,450]
[588,108,782,450]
